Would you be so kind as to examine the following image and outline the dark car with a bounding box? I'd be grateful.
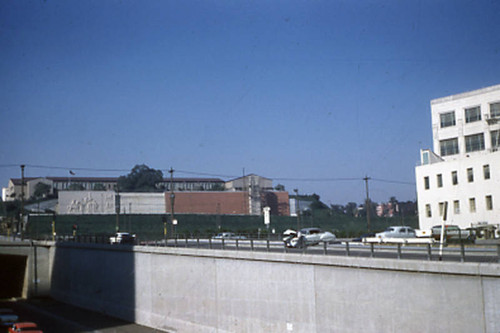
[351,233,375,242]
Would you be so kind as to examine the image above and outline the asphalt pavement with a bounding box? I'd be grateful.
[0,298,169,333]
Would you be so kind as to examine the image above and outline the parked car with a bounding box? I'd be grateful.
[109,232,136,245]
[0,309,18,327]
[283,227,336,248]
[375,226,416,239]
[8,322,42,332]
[212,232,247,240]
[431,225,474,241]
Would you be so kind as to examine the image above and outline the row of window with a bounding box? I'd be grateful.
[440,102,500,128]
[423,165,490,190]
[424,195,494,217]
[439,130,500,156]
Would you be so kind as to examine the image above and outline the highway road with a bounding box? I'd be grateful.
[0,298,170,333]
[149,238,500,263]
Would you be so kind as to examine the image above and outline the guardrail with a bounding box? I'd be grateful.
[138,237,500,263]
[3,234,499,263]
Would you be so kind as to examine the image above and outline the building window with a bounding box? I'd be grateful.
[424,176,430,190]
[486,195,493,210]
[453,200,460,214]
[440,111,456,128]
[467,168,474,183]
[437,174,443,188]
[452,171,458,185]
[425,204,432,218]
[491,130,500,150]
[484,165,490,180]
[422,151,429,165]
[490,102,500,118]
[439,202,446,217]
[440,138,459,156]
[465,133,485,152]
[469,198,476,213]
[465,106,481,123]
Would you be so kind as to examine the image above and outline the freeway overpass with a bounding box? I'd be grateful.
[1,239,499,332]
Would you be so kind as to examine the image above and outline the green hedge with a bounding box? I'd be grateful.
[25,212,418,240]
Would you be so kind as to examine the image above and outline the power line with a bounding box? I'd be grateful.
[19,164,130,173]
[0,163,415,185]
[371,178,415,185]
[174,169,238,179]
[272,177,362,182]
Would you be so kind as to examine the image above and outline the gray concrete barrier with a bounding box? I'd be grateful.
[45,243,500,333]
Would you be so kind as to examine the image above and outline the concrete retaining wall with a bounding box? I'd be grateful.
[48,244,500,333]
[0,240,54,298]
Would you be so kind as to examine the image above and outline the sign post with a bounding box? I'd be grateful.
[263,206,271,240]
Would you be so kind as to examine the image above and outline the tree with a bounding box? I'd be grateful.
[275,184,285,191]
[211,183,226,191]
[33,182,51,199]
[68,183,85,191]
[310,193,328,209]
[345,202,358,216]
[117,164,164,192]
[93,183,107,191]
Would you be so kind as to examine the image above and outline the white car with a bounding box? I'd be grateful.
[283,227,336,248]
[375,226,416,239]
[109,232,136,244]
[212,232,247,240]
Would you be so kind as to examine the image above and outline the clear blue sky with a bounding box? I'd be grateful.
[1,0,499,205]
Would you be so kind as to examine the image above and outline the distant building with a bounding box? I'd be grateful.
[4,174,290,216]
[225,174,274,215]
[3,177,55,201]
[58,191,165,215]
[2,177,224,201]
[167,175,289,216]
[415,84,500,231]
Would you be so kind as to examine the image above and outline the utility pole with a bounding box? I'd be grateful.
[20,165,25,239]
[115,183,120,232]
[364,176,371,232]
[169,167,176,238]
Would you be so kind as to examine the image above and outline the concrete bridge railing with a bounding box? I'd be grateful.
[1,241,500,332]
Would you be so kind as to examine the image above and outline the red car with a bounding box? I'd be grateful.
[8,322,43,333]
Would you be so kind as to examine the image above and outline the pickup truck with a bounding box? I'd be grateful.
[431,225,474,241]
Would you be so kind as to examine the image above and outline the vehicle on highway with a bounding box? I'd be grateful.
[109,232,136,245]
[375,226,416,239]
[212,232,247,240]
[0,309,18,327]
[8,322,42,332]
[283,227,336,248]
[351,232,375,242]
[431,225,474,241]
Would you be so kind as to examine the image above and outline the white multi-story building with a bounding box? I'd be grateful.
[415,84,500,231]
